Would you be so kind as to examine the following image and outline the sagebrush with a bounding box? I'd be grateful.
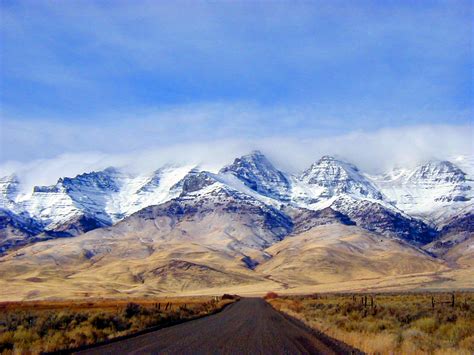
[269,292,474,354]
[0,296,234,354]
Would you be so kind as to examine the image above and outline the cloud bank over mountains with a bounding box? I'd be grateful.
[1,121,471,191]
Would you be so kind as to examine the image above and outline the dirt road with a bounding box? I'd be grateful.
[77,298,361,354]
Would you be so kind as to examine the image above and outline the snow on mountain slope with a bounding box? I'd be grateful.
[110,165,193,217]
[219,150,290,200]
[15,168,124,231]
[1,152,473,252]
[0,175,21,211]
[292,156,383,208]
[171,168,288,223]
[330,194,436,244]
[1,165,194,234]
[285,156,433,241]
[371,160,473,226]
[453,155,474,176]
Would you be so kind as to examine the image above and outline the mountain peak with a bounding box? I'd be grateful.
[319,155,339,161]
[301,156,358,182]
[57,167,122,193]
[0,174,20,190]
[0,174,19,183]
[247,149,265,157]
[171,169,217,196]
[0,174,21,204]
[318,155,359,170]
[220,151,290,200]
[234,150,268,165]
[406,160,466,184]
[299,156,382,200]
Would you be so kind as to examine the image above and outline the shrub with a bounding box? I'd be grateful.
[264,292,279,300]
[459,335,474,351]
[0,331,14,353]
[124,303,142,318]
[437,320,472,346]
[90,313,130,331]
[66,326,93,347]
[52,312,75,330]
[403,328,436,352]
[221,294,236,300]
[12,327,40,350]
[42,332,70,352]
[413,317,438,334]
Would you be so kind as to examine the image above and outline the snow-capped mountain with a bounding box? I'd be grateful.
[114,164,192,217]
[283,155,438,243]
[371,160,473,226]
[1,165,193,238]
[151,173,293,252]
[219,151,290,201]
[1,152,472,253]
[296,156,383,202]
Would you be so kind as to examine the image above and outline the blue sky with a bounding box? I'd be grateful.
[0,0,472,166]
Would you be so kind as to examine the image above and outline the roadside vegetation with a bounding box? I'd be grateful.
[267,292,474,354]
[0,295,238,354]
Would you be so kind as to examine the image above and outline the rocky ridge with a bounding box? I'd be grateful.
[1,151,472,253]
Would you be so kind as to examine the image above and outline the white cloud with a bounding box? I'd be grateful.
[1,123,472,192]
[1,102,471,163]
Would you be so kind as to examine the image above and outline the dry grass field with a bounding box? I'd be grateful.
[268,292,474,354]
[0,295,237,354]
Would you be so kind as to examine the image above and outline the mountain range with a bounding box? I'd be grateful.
[0,152,472,300]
